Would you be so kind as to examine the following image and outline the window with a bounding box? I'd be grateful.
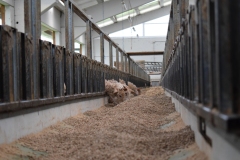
[145,15,170,24]
[41,25,55,44]
[0,4,5,25]
[144,24,168,36]
[74,41,82,54]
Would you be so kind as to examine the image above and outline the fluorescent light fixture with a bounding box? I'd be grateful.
[58,0,64,6]
[116,9,136,22]
[97,18,114,28]
[163,1,171,6]
[140,5,160,14]
[97,21,114,28]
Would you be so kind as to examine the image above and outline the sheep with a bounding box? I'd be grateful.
[105,79,140,105]
[128,82,141,96]
[105,80,126,105]
[119,79,126,85]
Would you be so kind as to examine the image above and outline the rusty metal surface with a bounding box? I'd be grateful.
[161,0,240,133]
[65,0,74,52]
[86,20,92,59]
[53,45,64,97]
[73,53,81,94]
[0,0,150,115]
[40,40,53,98]
[127,51,164,56]
[100,33,104,64]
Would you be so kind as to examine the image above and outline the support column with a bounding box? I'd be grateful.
[100,33,104,63]
[116,48,119,69]
[24,0,41,99]
[125,54,127,73]
[86,20,92,59]
[65,0,74,52]
[121,51,124,71]
[109,41,113,67]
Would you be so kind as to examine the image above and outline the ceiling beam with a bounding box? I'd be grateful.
[127,51,164,56]
[92,5,170,38]
[84,0,154,23]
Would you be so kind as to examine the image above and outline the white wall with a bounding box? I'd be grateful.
[93,36,166,65]
[41,7,61,32]
[0,0,13,6]
[14,0,24,32]
[109,36,166,52]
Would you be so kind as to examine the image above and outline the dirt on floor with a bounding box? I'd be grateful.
[0,87,208,160]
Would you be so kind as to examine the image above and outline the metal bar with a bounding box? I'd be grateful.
[40,41,53,98]
[116,48,119,70]
[86,20,92,59]
[127,51,164,56]
[53,45,64,97]
[81,56,87,93]
[73,53,81,94]
[215,0,240,114]
[17,32,24,101]
[125,54,128,73]
[0,26,19,102]
[24,0,41,99]
[23,33,34,100]
[64,49,74,95]
[198,0,212,106]
[109,41,113,67]
[121,52,124,72]
[65,0,74,52]
[100,33,104,64]
[87,59,93,93]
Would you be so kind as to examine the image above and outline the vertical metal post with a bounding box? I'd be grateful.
[121,51,124,71]
[100,33,104,63]
[0,26,19,102]
[215,0,240,114]
[53,46,64,97]
[125,53,128,73]
[109,41,113,67]
[128,55,131,74]
[116,48,119,69]
[198,0,212,106]
[40,41,53,98]
[73,53,81,94]
[24,0,41,99]
[86,20,92,59]
[65,0,74,52]
[64,0,74,95]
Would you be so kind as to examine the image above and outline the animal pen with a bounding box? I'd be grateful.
[0,0,150,111]
[0,0,240,159]
[161,0,240,156]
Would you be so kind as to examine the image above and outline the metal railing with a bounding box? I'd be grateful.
[0,0,150,114]
[161,0,240,133]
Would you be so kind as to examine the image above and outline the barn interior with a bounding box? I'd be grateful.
[0,0,239,159]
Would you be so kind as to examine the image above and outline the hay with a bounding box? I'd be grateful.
[0,87,207,160]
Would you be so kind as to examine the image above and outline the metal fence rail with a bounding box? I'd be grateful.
[0,0,150,114]
[161,0,240,133]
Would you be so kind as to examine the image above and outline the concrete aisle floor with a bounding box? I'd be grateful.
[0,87,208,160]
